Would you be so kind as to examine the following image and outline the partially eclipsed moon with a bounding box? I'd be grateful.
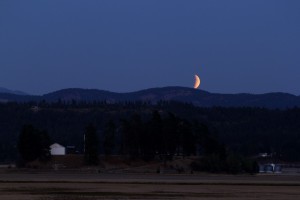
[194,74,200,89]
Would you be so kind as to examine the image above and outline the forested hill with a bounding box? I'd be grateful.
[1,86,300,109]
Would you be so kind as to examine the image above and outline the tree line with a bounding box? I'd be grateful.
[17,110,258,174]
[1,101,300,164]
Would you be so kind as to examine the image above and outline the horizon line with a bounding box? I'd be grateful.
[1,86,299,97]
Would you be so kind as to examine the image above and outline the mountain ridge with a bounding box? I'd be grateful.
[1,86,300,109]
[0,87,28,96]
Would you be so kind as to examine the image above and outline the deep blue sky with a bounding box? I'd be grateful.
[1,0,299,95]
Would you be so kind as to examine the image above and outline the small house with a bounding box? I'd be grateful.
[50,143,66,155]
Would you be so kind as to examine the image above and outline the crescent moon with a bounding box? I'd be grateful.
[194,74,200,89]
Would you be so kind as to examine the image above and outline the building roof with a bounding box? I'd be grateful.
[50,143,65,148]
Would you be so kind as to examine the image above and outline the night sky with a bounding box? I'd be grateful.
[1,0,299,95]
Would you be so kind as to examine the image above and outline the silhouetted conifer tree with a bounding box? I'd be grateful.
[84,124,99,165]
[17,125,51,165]
[104,120,116,156]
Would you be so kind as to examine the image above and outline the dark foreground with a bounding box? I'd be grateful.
[0,171,300,200]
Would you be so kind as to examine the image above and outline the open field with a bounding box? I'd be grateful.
[1,171,300,200]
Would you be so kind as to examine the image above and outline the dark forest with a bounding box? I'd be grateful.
[1,101,300,166]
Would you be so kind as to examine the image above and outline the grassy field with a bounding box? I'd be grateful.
[0,171,300,199]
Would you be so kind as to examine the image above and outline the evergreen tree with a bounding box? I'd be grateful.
[84,124,99,165]
[179,120,196,156]
[38,130,51,162]
[148,110,163,155]
[17,125,51,164]
[104,120,116,156]
[120,115,143,158]
[162,113,179,158]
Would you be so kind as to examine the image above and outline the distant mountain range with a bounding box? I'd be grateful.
[1,86,300,109]
[0,87,28,96]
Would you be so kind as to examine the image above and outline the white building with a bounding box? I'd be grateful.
[50,143,66,155]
